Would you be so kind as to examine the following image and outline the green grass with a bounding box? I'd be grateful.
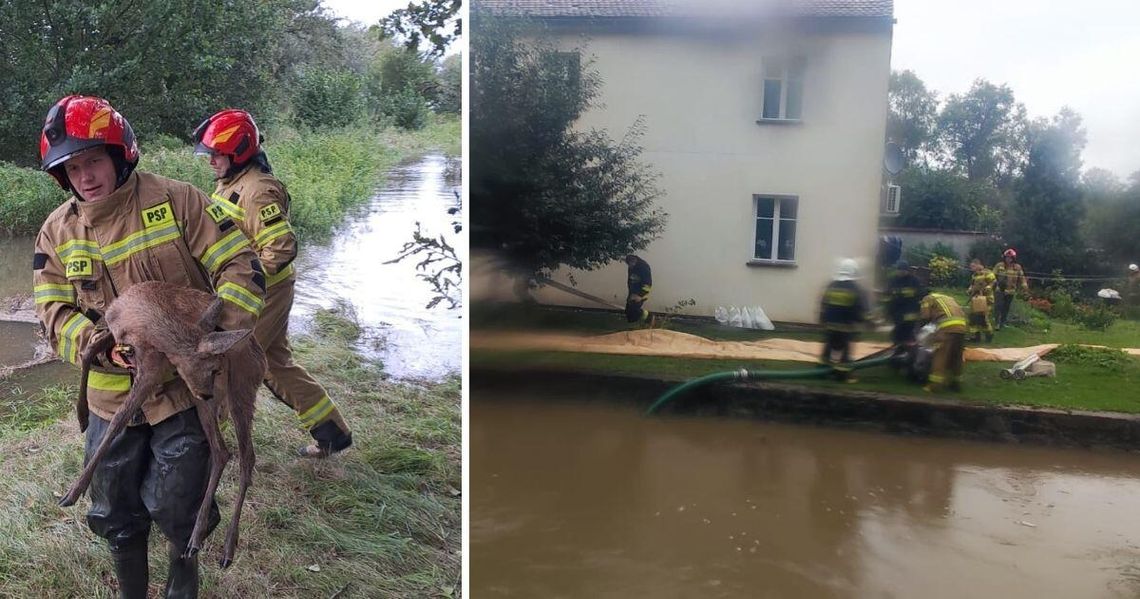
[0,308,460,598]
[473,348,1140,413]
[0,114,460,239]
[473,290,1140,350]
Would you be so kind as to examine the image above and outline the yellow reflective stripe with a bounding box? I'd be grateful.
[298,396,335,428]
[254,220,292,249]
[928,374,945,383]
[210,193,247,221]
[200,229,249,273]
[266,263,295,287]
[88,370,132,392]
[217,282,263,316]
[54,239,103,263]
[939,318,967,329]
[101,222,182,266]
[58,312,93,365]
[34,283,76,305]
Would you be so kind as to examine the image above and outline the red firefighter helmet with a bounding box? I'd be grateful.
[1003,248,1018,259]
[40,95,139,190]
[192,109,261,165]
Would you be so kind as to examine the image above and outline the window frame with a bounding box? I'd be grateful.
[750,194,799,266]
[757,56,805,125]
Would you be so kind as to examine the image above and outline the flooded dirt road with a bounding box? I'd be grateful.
[472,396,1140,598]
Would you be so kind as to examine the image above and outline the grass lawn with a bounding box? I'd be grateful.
[0,306,460,598]
[472,298,1140,414]
[472,349,1140,413]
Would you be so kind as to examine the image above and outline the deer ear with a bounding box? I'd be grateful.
[197,297,225,333]
[197,329,252,355]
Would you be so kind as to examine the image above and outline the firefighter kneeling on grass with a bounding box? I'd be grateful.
[819,259,868,383]
[918,292,968,392]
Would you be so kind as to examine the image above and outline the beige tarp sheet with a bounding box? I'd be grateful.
[473,329,1139,363]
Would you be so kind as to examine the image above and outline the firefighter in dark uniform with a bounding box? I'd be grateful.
[624,254,652,324]
[883,259,923,356]
[819,258,868,382]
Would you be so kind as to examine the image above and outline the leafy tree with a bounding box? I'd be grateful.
[894,167,1000,232]
[1003,108,1088,273]
[936,79,1029,185]
[294,68,366,128]
[470,8,667,280]
[378,0,462,58]
[887,70,938,164]
[435,54,462,115]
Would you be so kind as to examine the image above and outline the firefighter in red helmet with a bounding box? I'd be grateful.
[34,95,264,596]
[193,109,353,458]
[993,248,1029,330]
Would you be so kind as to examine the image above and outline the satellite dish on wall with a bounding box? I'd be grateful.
[884,142,905,176]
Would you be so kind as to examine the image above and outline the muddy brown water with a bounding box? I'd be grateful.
[472,396,1140,598]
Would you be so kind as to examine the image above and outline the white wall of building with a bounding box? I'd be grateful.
[493,22,893,323]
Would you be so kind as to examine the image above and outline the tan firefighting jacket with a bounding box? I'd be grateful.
[211,164,297,291]
[920,293,968,334]
[33,171,265,425]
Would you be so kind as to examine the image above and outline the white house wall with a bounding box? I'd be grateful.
[523,24,893,323]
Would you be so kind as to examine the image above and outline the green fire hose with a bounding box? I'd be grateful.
[645,351,895,415]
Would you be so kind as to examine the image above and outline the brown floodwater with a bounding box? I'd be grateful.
[472,396,1140,598]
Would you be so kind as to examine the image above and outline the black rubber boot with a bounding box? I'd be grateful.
[109,537,149,599]
[164,542,199,599]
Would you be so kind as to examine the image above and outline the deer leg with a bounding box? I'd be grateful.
[77,330,115,433]
[219,411,255,568]
[59,351,162,508]
[184,398,229,559]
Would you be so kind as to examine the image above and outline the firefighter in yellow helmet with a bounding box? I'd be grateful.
[967,258,996,343]
[918,292,968,392]
[34,95,265,597]
[193,109,353,458]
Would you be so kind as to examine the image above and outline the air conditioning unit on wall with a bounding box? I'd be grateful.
[884,184,901,214]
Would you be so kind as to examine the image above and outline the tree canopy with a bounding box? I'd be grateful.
[470,7,667,279]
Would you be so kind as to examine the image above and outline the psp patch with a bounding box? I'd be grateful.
[66,258,93,279]
[258,203,282,223]
[205,202,229,223]
[141,201,175,229]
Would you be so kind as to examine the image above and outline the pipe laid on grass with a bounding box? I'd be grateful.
[645,351,895,415]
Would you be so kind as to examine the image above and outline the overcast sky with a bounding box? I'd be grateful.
[892,0,1140,179]
[321,0,407,25]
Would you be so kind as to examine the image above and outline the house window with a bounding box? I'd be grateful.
[754,195,798,262]
[760,57,805,121]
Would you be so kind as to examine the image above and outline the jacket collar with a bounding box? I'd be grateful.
[75,171,139,229]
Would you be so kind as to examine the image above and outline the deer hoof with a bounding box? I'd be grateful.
[183,545,200,560]
[219,556,233,569]
[58,492,79,508]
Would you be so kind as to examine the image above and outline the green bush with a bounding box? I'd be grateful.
[928,255,965,287]
[0,163,69,235]
[383,86,431,130]
[1049,344,1130,371]
[1074,304,1117,331]
[295,69,366,129]
[1049,293,1077,320]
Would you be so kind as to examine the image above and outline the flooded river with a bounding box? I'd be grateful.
[472,396,1140,598]
[0,153,460,386]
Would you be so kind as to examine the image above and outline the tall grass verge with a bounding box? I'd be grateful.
[0,306,461,597]
[0,115,459,240]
